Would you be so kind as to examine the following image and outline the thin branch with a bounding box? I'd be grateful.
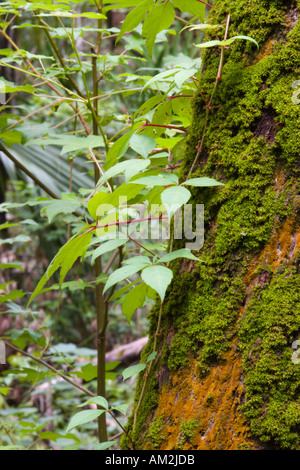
[139,122,188,133]
[89,149,113,193]
[0,143,59,200]
[5,100,63,131]
[128,234,157,258]
[133,303,163,433]
[188,14,231,177]
[2,341,95,397]
[95,216,168,231]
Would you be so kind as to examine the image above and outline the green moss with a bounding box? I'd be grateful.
[238,269,300,449]
[128,0,300,450]
[146,416,166,449]
[205,393,214,405]
[177,419,201,449]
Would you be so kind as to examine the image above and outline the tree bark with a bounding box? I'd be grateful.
[123,0,300,450]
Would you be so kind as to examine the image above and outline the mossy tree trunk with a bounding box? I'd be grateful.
[123,0,300,450]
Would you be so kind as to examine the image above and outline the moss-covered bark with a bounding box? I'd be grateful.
[123,0,300,450]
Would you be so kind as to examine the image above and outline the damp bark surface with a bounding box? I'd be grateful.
[122,0,300,450]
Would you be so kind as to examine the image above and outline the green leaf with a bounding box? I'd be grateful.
[73,364,97,382]
[134,95,165,120]
[88,182,144,221]
[141,265,173,302]
[195,35,259,49]
[194,40,223,49]
[117,0,153,42]
[173,68,198,88]
[66,410,105,433]
[132,174,177,188]
[122,363,146,380]
[58,135,105,154]
[122,283,148,323]
[146,351,157,362]
[158,248,201,264]
[9,328,46,350]
[181,23,222,33]
[38,12,107,19]
[0,130,23,147]
[142,1,175,56]
[28,229,92,305]
[144,100,173,137]
[109,281,137,301]
[172,0,206,18]
[111,403,129,415]
[130,135,156,158]
[142,69,179,91]
[161,185,191,220]
[27,135,105,154]
[123,256,151,266]
[182,177,224,187]
[98,159,151,185]
[0,290,25,304]
[39,431,80,444]
[0,262,24,271]
[106,129,137,169]
[106,361,121,372]
[220,35,259,48]
[94,441,117,450]
[42,194,81,223]
[78,396,109,410]
[103,264,148,295]
[91,238,128,264]
[0,445,26,450]
[0,77,35,94]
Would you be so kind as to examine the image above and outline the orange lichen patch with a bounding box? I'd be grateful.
[255,38,275,62]
[243,169,299,288]
[150,344,258,450]
[244,216,300,291]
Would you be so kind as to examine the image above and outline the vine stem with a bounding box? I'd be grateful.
[127,235,157,258]
[107,410,135,450]
[0,423,20,448]
[197,0,213,7]
[188,14,231,178]
[131,237,175,437]
[132,303,163,434]
[2,340,96,397]
[140,122,188,133]
[95,216,169,231]
[88,0,110,444]
[2,340,135,445]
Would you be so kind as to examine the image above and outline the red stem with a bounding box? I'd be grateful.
[196,0,213,7]
[95,216,169,230]
[140,122,188,133]
[168,95,193,100]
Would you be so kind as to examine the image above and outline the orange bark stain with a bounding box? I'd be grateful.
[153,345,257,450]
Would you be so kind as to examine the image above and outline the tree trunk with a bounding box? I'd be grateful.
[123,0,300,451]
